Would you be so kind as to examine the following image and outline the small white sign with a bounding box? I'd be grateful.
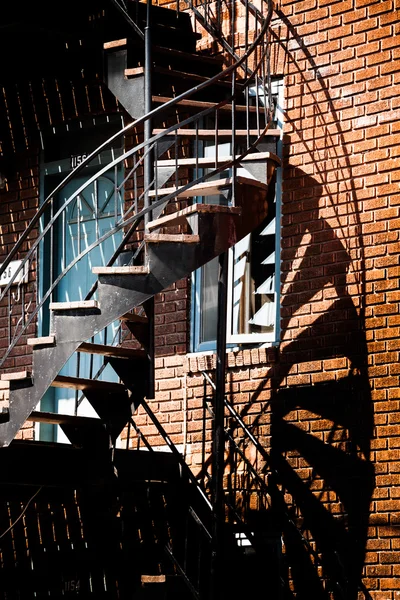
[0,260,28,287]
[70,153,87,169]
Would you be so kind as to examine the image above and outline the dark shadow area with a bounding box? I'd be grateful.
[0,443,208,600]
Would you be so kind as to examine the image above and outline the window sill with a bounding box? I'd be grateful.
[185,344,279,375]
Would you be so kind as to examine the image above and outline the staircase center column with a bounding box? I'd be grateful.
[144,0,152,229]
[211,250,229,598]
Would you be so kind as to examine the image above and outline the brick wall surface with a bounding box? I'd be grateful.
[0,0,399,594]
[125,1,400,597]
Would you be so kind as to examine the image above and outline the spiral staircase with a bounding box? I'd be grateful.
[0,0,283,597]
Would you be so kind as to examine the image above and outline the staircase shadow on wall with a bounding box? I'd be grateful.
[226,165,374,599]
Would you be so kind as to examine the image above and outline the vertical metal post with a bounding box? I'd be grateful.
[144,0,152,229]
[143,0,156,365]
[210,250,228,599]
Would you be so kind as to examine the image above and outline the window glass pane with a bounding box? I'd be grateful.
[200,256,219,343]
[195,141,230,346]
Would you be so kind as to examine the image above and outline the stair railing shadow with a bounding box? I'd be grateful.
[195,370,355,598]
[220,172,373,599]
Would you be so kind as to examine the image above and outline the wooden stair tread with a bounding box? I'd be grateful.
[50,300,99,311]
[27,335,56,348]
[78,342,147,359]
[156,151,281,168]
[149,175,268,199]
[153,128,281,138]
[145,234,200,244]
[51,375,126,393]
[92,265,149,275]
[147,203,241,231]
[29,411,103,427]
[152,95,269,113]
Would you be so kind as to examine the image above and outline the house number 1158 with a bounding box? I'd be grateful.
[70,154,87,169]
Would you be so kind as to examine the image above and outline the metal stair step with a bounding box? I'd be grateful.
[29,410,103,427]
[92,265,149,275]
[125,66,233,88]
[147,203,241,232]
[149,177,233,199]
[134,21,202,42]
[27,335,56,348]
[78,342,147,360]
[145,234,200,244]
[155,151,281,169]
[49,300,99,311]
[148,175,268,199]
[51,375,127,393]
[152,95,268,113]
[126,1,193,28]
[104,39,223,66]
[153,127,281,138]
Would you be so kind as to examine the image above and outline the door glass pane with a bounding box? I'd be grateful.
[52,172,123,442]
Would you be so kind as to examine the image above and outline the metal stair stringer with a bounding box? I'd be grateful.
[0,176,271,449]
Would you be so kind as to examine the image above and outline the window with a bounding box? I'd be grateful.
[191,80,283,352]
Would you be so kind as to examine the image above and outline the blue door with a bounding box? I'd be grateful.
[54,173,123,441]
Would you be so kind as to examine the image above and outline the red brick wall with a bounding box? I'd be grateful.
[0,0,399,594]
[125,0,400,596]
[0,149,41,440]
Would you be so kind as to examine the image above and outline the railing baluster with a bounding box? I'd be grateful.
[94,179,99,242]
[74,352,80,416]
[133,153,138,215]
[62,209,66,271]
[7,288,11,347]
[215,108,218,167]
[21,284,25,334]
[231,69,236,207]
[49,198,54,303]
[175,130,179,193]
[114,164,118,225]
[255,72,260,134]
[77,196,81,258]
